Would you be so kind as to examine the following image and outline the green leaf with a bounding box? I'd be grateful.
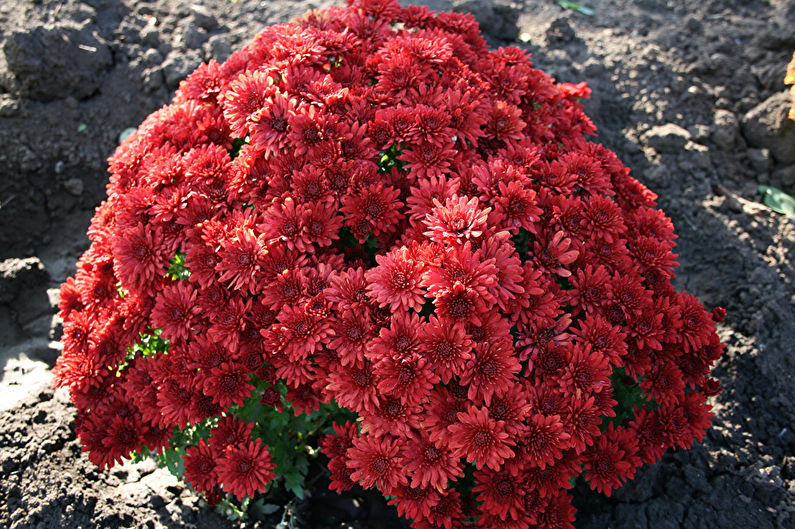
[284,470,306,499]
[759,185,795,217]
[250,498,281,517]
[557,1,594,15]
[166,251,191,280]
[229,135,250,159]
[77,122,88,132]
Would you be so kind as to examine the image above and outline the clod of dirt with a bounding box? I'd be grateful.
[747,147,774,173]
[546,17,576,45]
[0,258,47,305]
[741,90,795,164]
[2,24,112,101]
[771,163,795,189]
[162,51,203,89]
[454,0,520,43]
[399,0,519,43]
[190,4,218,30]
[0,257,52,351]
[642,123,692,153]
[711,109,740,150]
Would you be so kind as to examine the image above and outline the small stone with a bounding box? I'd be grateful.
[643,164,668,187]
[771,164,795,189]
[683,464,711,493]
[685,142,712,170]
[741,91,795,164]
[49,314,62,341]
[582,59,603,77]
[141,23,160,48]
[143,48,163,65]
[643,123,691,153]
[747,148,773,173]
[546,17,575,45]
[162,52,202,88]
[142,67,165,92]
[688,123,711,142]
[206,35,232,62]
[0,94,19,117]
[684,16,702,33]
[189,4,217,30]
[714,184,743,213]
[711,109,739,149]
[454,0,519,43]
[183,24,208,50]
[0,258,48,305]
[63,178,84,196]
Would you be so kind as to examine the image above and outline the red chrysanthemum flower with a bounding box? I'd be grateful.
[150,282,197,342]
[425,387,469,447]
[113,223,169,295]
[423,195,491,245]
[249,92,298,156]
[448,406,515,471]
[340,182,404,241]
[223,69,278,137]
[326,359,380,413]
[402,430,463,490]
[216,226,268,293]
[583,426,634,496]
[184,439,218,492]
[203,362,255,409]
[347,434,407,491]
[473,467,525,521]
[217,438,276,500]
[366,246,427,312]
[328,309,373,367]
[460,341,521,405]
[399,139,457,179]
[418,316,473,384]
[375,353,439,406]
[521,413,571,469]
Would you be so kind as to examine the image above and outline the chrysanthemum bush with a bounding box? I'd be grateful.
[53,0,727,526]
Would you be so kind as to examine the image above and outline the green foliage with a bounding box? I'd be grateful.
[114,327,168,375]
[759,185,795,217]
[418,298,436,318]
[166,252,191,280]
[157,420,215,478]
[336,226,381,266]
[510,227,532,262]
[363,233,380,260]
[218,497,250,521]
[378,144,407,173]
[127,327,169,359]
[225,380,355,501]
[229,135,250,160]
[557,1,594,16]
[607,367,657,428]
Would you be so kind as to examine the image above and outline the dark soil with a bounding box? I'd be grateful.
[0,1,793,528]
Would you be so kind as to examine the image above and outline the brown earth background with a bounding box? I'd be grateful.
[0,1,793,528]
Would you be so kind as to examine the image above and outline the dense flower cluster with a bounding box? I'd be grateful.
[53,0,726,526]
